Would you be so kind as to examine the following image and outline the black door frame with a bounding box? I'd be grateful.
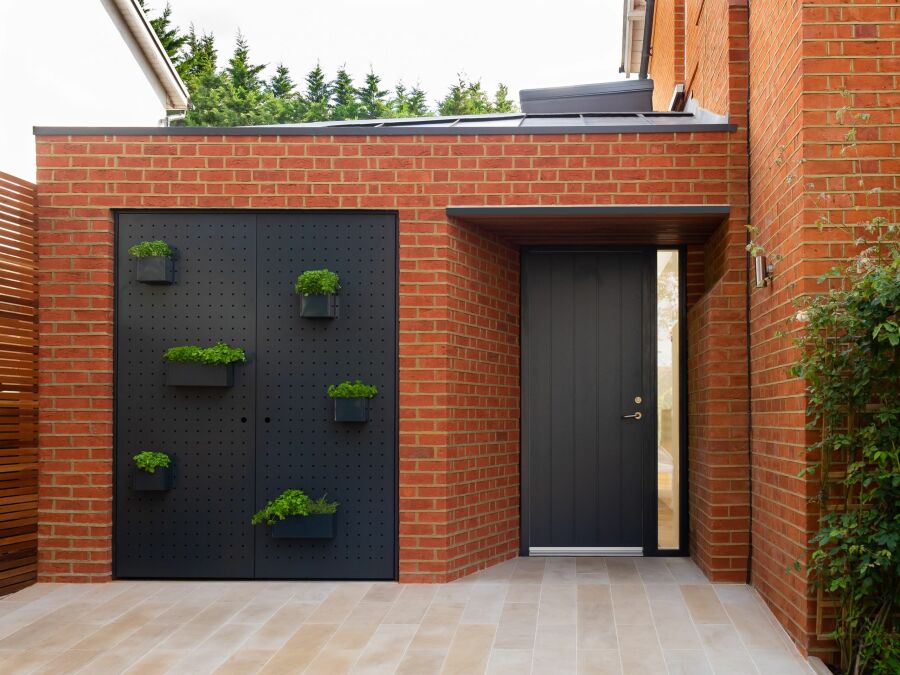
[519,245,689,557]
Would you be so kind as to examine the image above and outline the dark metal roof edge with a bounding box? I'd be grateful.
[446,205,731,217]
[34,123,737,137]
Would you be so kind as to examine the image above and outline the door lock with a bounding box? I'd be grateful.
[622,412,643,420]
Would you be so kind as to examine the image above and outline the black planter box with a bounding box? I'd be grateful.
[132,464,175,491]
[270,513,336,539]
[165,361,235,387]
[300,294,338,318]
[333,397,370,422]
[136,256,174,284]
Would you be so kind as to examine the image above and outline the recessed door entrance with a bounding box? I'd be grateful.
[522,250,657,556]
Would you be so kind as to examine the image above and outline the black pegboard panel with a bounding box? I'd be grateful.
[114,211,397,580]
[115,213,257,578]
[254,213,396,579]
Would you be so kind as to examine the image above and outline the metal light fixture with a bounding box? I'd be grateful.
[755,255,773,288]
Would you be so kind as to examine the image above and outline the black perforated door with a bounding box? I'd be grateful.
[115,213,257,578]
[254,213,396,579]
[115,211,397,580]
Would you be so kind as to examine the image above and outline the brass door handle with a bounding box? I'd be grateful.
[622,412,643,420]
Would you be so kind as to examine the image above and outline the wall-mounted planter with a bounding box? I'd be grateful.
[300,294,338,318]
[334,397,369,422]
[270,513,336,539]
[137,256,174,284]
[132,464,175,491]
[165,361,235,387]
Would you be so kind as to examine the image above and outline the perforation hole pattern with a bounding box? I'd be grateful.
[115,211,397,580]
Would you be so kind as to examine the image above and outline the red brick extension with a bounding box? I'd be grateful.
[33,0,897,662]
[35,130,748,586]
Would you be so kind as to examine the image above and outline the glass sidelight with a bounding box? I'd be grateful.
[656,250,681,550]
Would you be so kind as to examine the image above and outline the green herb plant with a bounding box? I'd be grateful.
[133,451,171,474]
[128,240,173,258]
[164,342,246,365]
[327,380,378,399]
[251,490,339,525]
[308,495,339,514]
[295,269,340,296]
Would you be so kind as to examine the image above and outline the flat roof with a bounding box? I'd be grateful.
[35,112,735,137]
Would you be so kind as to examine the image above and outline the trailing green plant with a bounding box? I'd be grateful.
[164,342,246,365]
[128,240,173,258]
[790,90,900,674]
[133,451,171,474]
[308,495,339,515]
[327,379,378,399]
[294,269,340,296]
[251,489,338,525]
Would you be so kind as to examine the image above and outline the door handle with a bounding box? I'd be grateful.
[622,412,643,420]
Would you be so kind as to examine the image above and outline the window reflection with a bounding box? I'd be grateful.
[657,250,680,550]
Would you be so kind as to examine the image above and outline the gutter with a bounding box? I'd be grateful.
[108,0,189,111]
[638,0,656,79]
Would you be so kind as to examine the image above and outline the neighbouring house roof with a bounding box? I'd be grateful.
[109,0,188,111]
[35,111,734,137]
[620,0,648,78]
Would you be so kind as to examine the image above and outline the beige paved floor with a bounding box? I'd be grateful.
[0,557,812,674]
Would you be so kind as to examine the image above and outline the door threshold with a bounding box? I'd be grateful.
[528,547,643,557]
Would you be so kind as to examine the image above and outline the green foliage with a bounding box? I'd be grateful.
[792,93,900,674]
[294,269,340,296]
[164,342,246,365]
[308,495,340,515]
[128,240,172,258]
[327,380,378,399]
[357,70,390,120]
[331,67,361,121]
[251,489,310,525]
[133,451,171,474]
[251,490,339,525]
[140,2,515,126]
[437,77,519,116]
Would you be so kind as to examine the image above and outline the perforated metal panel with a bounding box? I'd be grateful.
[254,213,396,579]
[115,211,397,580]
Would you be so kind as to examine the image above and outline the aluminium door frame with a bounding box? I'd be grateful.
[111,209,401,580]
[519,245,689,558]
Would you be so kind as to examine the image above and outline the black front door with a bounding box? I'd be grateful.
[522,250,650,554]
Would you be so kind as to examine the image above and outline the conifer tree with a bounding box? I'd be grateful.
[357,70,389,119]
[331,67,360,120]
[303,64,331,121]
[492,83,518,113]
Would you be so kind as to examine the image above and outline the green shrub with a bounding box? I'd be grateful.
[295,269,340,296]
[128,240,173,258]
[327,379,378,399]
[308,495,339,514]
[133,451,171,474]
[164,342,246,365]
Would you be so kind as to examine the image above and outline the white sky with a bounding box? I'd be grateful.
[163,0,627,104]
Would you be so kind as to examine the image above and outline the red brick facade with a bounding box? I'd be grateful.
[35,130,747,585]
[32,0,897,662]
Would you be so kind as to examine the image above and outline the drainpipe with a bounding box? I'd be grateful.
[638,0,656,79]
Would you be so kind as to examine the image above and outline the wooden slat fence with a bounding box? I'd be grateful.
[0,171,38,596]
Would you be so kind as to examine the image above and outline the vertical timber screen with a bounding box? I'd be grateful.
[0,172,38,596]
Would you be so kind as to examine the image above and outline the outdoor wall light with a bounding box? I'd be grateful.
[755,255,774,288]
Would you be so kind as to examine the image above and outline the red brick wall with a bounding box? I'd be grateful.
[35,130,746,583]
[747,0,809,653]
[650,0,686,110]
